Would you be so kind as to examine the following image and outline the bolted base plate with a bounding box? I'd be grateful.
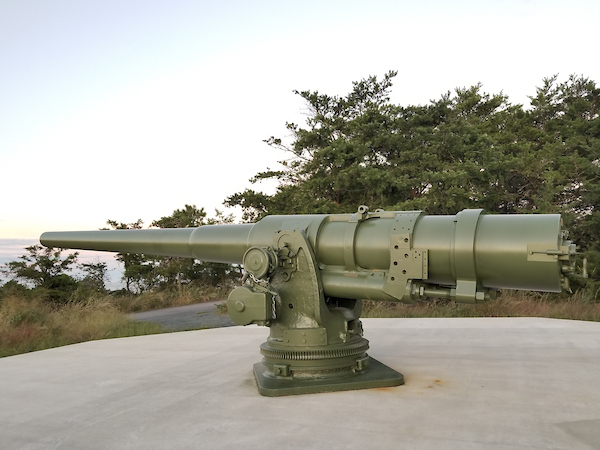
[253,357,404,397]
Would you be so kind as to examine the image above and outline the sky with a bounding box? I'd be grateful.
[2,0,600,241]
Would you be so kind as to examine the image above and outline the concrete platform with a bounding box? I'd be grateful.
[2,318,600,449]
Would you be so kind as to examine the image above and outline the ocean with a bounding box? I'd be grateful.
[0,238,124,290]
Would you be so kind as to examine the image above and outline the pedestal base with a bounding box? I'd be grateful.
[253,356,404,397]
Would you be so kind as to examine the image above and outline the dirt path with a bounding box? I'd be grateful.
[129,301,235,331]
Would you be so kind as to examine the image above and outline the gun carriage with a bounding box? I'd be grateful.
[41,207,577,396]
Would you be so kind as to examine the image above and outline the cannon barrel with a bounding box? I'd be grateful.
[41,208,576,304]
[41,225,254,264]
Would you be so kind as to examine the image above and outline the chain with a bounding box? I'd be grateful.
[245,272,267,288]
[272,294,277,320]
[244,271,277,320]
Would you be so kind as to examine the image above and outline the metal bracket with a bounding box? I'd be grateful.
[382,212,428,303]
[452,209,483,304]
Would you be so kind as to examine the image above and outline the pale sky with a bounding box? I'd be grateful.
[2,0,599,239]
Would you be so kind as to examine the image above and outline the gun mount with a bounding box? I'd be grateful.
[41,207,578,396]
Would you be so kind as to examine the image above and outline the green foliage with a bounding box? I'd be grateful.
[105,219,150,293]
[151,204,207,228]
[2,245,78,287]
[526,74,600,284]
[2,204,238,303]
[150,204,206,291]
[107,205,239,294]
[151,205,238,290]
[1,245,80,304]
[0,280,30,300]
[41,274,79,303]
[78,261,108,293]
[227,72,600,285]
[229,72,599,216]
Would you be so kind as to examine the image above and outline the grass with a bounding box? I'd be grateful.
[0,294,162,358]
[2,287,600,359]
[109,284,232,313]
[362,290,600,321]
[0,283,233,358]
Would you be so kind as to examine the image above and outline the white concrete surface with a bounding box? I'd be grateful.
[2,317,600,449]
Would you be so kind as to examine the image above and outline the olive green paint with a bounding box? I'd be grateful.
[40,207,577,396]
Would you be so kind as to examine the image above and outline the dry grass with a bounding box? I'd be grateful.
[0,295,162,358]
[111,284,232,313]
[0,284,233,358]
[3,287,599,359]
[362,290,600,321]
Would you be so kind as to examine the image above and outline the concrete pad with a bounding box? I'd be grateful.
[1,317,600,449]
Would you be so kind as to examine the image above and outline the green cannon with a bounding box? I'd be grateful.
[41,207,577,396]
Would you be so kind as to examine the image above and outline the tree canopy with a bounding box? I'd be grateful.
[1,245,107,303]
[3,73,599,296]
[106,206,238,294]
[1,206,239,300]
[227,72,600,254]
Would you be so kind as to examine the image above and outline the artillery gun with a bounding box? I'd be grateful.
[41,207,578,396]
